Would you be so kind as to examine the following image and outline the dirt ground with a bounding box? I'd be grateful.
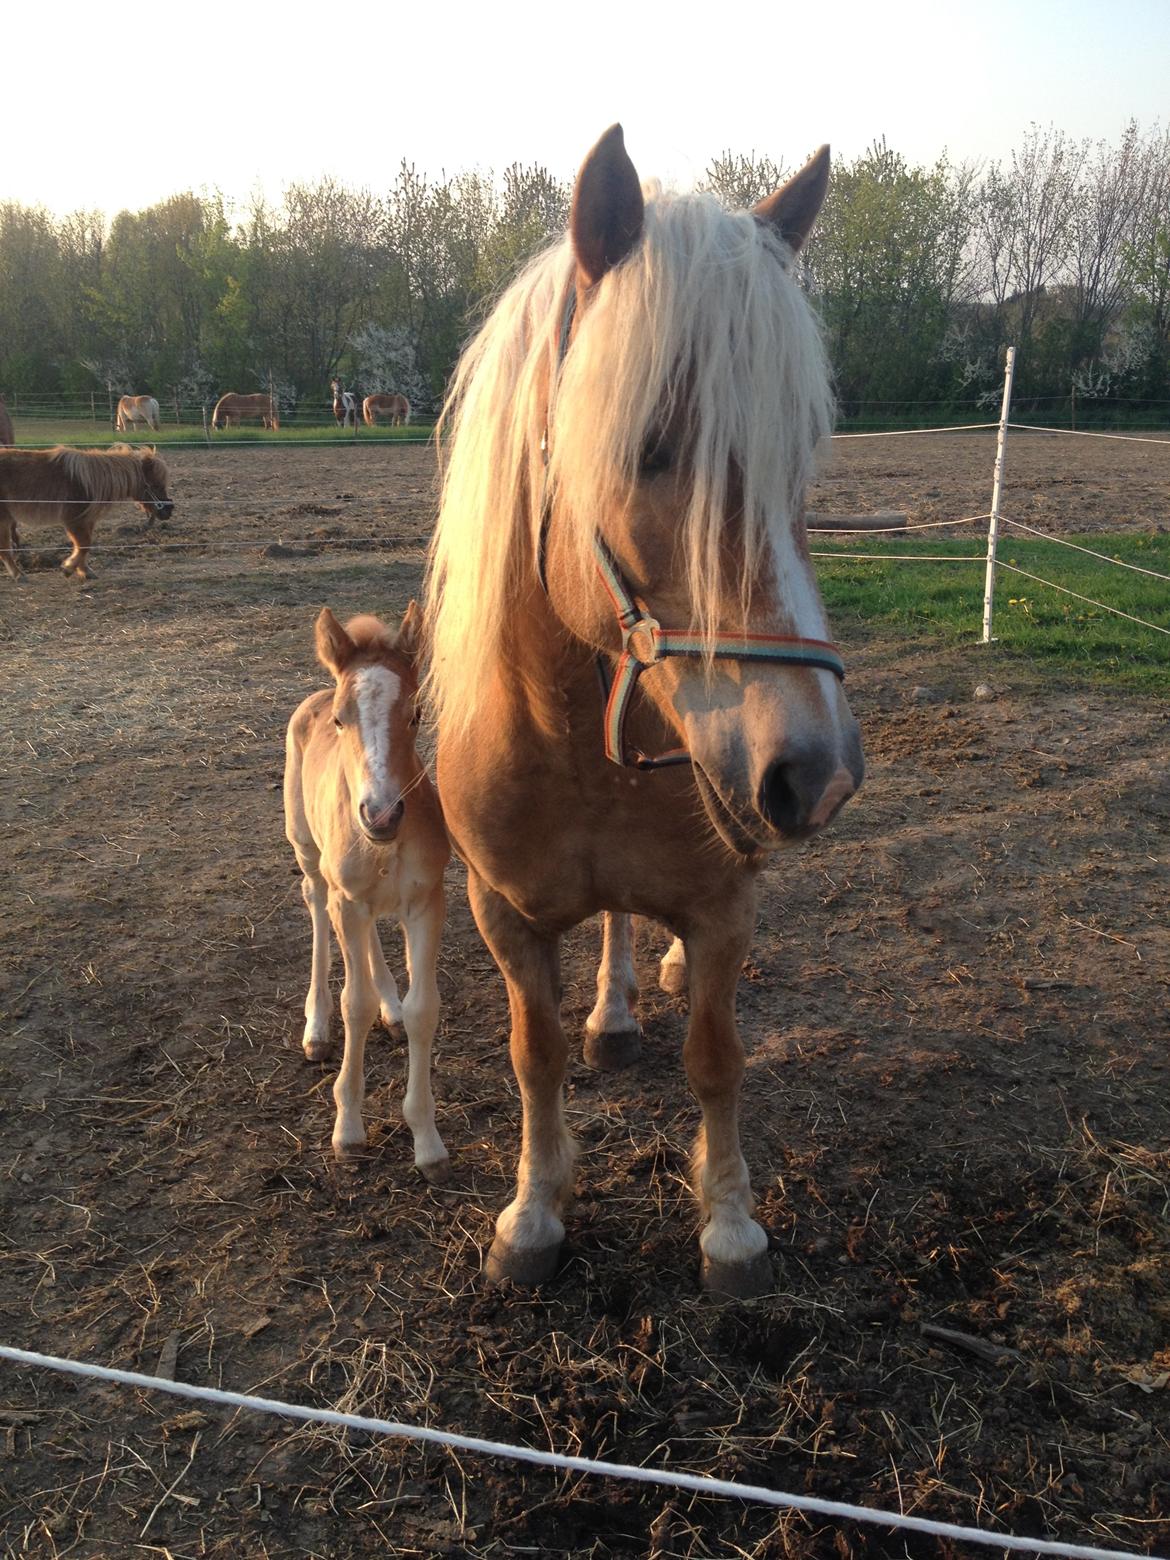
[1,434,1169,1559]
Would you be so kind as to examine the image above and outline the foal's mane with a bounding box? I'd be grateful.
[49,444,167,500]
[424,185,834,741]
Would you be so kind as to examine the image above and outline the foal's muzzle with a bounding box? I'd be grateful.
[359,798,405,842]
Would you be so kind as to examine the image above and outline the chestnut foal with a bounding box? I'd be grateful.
[283,605,449,1177]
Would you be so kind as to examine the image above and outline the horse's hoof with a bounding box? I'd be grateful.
[380,1015,404,1039]
[332,1134,367,1160]
[418,1155,451,1186]
[700,1249,774,1300]
[484,1236,562,1287]
[583,1027,643,1071]
[302,1035,334,1061]
[659,961,688,997]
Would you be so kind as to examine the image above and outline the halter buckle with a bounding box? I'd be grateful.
[623,615,663,667]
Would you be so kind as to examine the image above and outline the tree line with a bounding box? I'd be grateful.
[1,123,1167,424]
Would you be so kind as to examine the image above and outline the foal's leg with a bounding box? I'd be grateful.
[468,869,574,1284]
[366,922,404,1031]
[328,890,379,1155]
[298,861,334,1059]
[683,900,772,1298]
[584,912,642,1070]
[399,886,450,1182]
[659,935,688,996]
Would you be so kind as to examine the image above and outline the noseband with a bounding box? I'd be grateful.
[539,286,845,771]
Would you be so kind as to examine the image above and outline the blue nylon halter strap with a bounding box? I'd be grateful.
[538,283,847,771]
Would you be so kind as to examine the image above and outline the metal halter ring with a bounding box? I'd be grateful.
[622,615,663,667]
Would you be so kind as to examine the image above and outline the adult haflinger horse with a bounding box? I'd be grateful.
[362,392,410,428]
[115,394,160,433]
[0,444,173,580]
[330,377,360,429]
[211,391,279,430]
[425,126,863,1297]
[284,604,449,1174]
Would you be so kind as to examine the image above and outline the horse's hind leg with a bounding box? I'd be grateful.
[659,934,688,996]
[683,895,772,1299]
[62,512,95,579]
[584,912,642,1069]
[0,509,22,579]
[468,868,574,1285]
[367,921,403,1031]
[399,886,449,1183]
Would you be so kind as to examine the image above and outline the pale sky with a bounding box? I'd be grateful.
[5,0,1167,218]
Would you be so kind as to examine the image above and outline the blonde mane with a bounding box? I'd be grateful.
[425,187,833,740]
[49,444,168,502]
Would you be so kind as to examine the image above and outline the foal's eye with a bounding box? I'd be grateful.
[639,436,672,477]
[333,715,344,730]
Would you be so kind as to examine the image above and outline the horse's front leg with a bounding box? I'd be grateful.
[0,510,22,579]
[683,898,772,1299]
[584,912,642,1070]
[468,869,574,1285]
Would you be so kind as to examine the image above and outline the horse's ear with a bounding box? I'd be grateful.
[571,124,644,289]
[752,145,831,254]
[315,607,355,677]
[395,599,424,663]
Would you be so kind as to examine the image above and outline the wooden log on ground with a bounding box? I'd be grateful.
[806,511,909,532]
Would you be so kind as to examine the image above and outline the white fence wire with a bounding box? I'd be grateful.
[0,1346,1162,1560]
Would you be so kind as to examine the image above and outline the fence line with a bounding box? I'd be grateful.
[1003,519,1170,583]
[0,1346,1160,1560]
[811,552,985,563]
[1006,423,1170,447]
[832,422,998,440]
[995,561,1170,637]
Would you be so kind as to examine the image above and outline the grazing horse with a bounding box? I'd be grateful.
[330,378,360,429]
[424,126,862,1297]
[0,444,173,580]
[363,392,410,428]
[0,396,13,447]
[115,394,161,433]
[210,392,279,430]
[283,604,450,1176]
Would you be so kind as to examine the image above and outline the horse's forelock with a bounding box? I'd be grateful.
[426,186,833,738]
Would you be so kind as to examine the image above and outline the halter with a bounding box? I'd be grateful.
[539,286,845,771]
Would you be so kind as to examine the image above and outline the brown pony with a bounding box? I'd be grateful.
[211,392,279,430]
[115,394,161,432]
[0,396,13,447]
[0,444,173,580]
[362,392,410,428]
[284,604,450,1174]
[425,127,862,1297]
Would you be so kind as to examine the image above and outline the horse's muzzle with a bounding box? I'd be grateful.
[359,798,405,842]
[156,500,175,520]
[757,730,864,841]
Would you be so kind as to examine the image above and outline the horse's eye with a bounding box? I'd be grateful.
[333,715,344,730]
[640,437,672,476]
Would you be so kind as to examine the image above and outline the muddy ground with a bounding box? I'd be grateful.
[1,433,1169,1558]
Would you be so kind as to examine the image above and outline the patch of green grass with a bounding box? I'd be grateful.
[816,531,1170,694]
[6,419,434,449]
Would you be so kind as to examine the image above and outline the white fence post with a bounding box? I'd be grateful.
[981,345,1017,643]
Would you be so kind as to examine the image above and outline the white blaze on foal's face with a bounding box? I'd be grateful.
[338,663,408,840]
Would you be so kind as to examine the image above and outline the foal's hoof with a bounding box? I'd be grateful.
[417,1154,451,1186]
[700,1249,774,1300]
[484,1236,562,1287]
[302,1034,334,1062]
[583,1027,643,1071]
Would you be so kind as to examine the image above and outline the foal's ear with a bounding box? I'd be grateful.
[395,599,423,663]
[315,607,355,676]
[752,144,831,254]
[571,124,645,289]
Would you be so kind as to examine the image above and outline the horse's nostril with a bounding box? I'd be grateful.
[758,760,806,833]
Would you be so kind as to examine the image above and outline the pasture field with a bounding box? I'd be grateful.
[1,435,1169,1558]
[4,419,433,450]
